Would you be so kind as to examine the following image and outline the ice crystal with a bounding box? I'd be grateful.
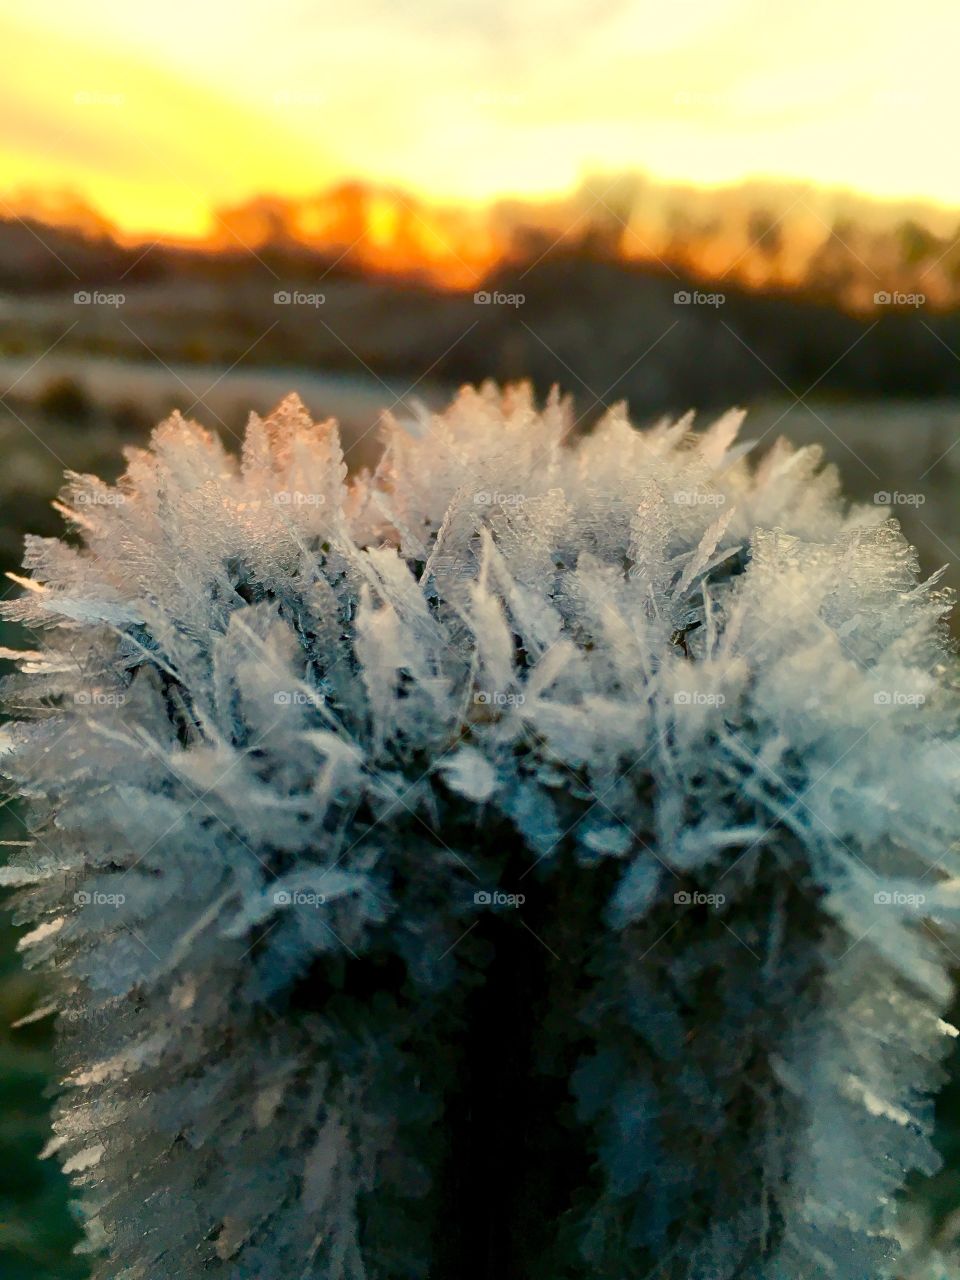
[1,383,959,1279]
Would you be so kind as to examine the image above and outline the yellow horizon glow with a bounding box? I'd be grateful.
[2,0,959,241]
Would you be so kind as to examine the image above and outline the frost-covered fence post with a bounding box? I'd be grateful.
[1,384,959,1278]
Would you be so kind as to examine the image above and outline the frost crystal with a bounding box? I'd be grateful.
[2,383,959,1278]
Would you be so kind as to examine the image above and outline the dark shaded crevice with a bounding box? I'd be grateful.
[433,860,594,1279]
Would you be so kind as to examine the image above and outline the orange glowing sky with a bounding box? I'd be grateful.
[2,0,959,241]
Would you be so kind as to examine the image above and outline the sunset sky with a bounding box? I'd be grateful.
[1,0,957,240]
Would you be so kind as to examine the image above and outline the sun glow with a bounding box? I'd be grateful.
[2,0,960,282]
